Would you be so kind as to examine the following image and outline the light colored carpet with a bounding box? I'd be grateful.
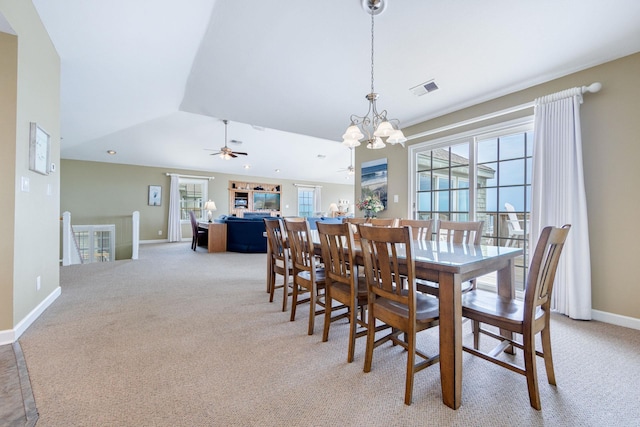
[16,242,640,426]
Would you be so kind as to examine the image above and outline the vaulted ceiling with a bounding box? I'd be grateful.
[31,0,640,184]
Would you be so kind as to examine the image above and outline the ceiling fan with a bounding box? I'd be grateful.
[206,119,248,160]
[337,147,356,176]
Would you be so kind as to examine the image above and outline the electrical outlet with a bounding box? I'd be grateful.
[158,230,163,236]
[36,276,41,291]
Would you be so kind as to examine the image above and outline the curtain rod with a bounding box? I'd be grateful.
[165,173,215,180]
[407,82,602,141]
[293,183,322,188]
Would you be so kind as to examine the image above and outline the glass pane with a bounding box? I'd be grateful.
[499,159,525,186]
[436,176,450,190]
[450,143,469,166]
[499,187,526,212]
[477,212,497,237]
[477,137,497,163]
[451,212,469,222]
[417,152,431,172]
[417,192,431,211]
[480,187,497,212]
[526,131,534,156]
[526,158,532,185]
[499,133,525,160]
[450,166,469,187]
[418,172,431,191]
[432,148,449,169]
[478,162,497,187]
[451,189,469,211]
[435,190,449,211]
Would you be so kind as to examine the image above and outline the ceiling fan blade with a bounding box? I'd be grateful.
[232,151,248,156]
[229,153,238,158]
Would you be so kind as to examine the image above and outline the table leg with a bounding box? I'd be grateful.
[438,271,463,409]
[497,258,516,354]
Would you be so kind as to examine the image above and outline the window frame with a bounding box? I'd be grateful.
[179,178,209,223]
[408,116,534,293]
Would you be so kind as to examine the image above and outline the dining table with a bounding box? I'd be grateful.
[312,233,523,409]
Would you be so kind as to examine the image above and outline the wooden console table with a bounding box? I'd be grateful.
[198,222,227,253]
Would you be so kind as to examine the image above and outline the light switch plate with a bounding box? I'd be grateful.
[21,176,30,192]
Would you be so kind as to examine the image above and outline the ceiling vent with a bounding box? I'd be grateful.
[410,80,439,96]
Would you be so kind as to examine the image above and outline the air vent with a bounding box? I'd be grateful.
[229,139,243,145]
[410,80,439,96]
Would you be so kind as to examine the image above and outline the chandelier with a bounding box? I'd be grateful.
[342,0,406,150]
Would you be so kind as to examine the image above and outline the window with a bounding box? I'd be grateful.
[410,118,533,291]
[179,178,208,221]
[73,225,115,263]
[298,188,315,217]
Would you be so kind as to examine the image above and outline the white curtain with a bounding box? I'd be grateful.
[167,175,182,242]
[530,88,592,320]
[314,186,322,215]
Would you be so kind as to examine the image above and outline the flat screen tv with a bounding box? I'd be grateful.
[253,193,280,210]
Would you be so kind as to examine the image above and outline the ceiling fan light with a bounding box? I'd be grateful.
[342,138,361,148]
[343,125,364,140]
[386,129,407,144]
[367,137,386,150]
[373,120,394,137]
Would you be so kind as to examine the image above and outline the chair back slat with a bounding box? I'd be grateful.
[284,219,316,272]
[398,219,434,240]
[264,218,287,261]
[436,220,483,244]
[359,225,415,307]
[317,222,356,288]
[524,224,571,319]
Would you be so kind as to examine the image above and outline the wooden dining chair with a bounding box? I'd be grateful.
[359,224,440,405]
[284,218,327,335]
[418,220,484,297]
[342,217,368,240]
[189,210,207,251]
[369,218,399,227]
[398,219,434,240]
[461,225,571,410]
[264,218,293,311]
[317,222,374,363]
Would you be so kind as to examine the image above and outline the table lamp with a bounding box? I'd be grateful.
[204,200,217,222]
[329,203,339,217]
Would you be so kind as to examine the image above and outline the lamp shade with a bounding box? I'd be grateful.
[373,120,394,137]
[367,137,386,150]
[329,203,339,212]
[386,129,407,145]
[342,138,361,148]
[343,125,364,140]
[204,200,217,211]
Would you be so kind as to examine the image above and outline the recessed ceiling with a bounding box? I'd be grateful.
[32,0,640,184]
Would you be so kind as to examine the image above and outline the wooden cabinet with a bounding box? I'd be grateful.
[229,181,281,217]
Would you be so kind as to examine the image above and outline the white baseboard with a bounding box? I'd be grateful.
[140,239,168,244]
[0,286,61,345]
[592,309,640,331]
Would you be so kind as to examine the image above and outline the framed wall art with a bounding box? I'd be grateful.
[148,185,162,206]
[29,122,51,175]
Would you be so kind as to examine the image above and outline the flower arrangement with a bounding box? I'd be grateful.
[356,195,384,217]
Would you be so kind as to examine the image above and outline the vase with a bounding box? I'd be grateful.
[364,210,376,219]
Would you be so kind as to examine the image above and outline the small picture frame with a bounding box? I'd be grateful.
[148,185,162,206]
[29,122,51,175]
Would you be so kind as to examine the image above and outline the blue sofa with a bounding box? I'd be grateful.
[221,215,269,253]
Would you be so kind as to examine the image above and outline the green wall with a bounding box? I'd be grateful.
[61,160,354,257]
[0,1,61,332]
